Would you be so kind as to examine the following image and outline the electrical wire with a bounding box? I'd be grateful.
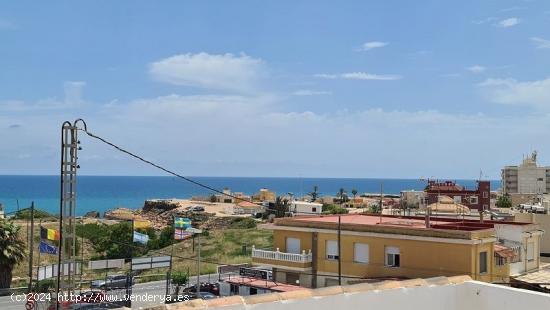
[80,128,266,207]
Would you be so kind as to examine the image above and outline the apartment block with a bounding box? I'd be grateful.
[502,151,550,196]
[252,214,542,288]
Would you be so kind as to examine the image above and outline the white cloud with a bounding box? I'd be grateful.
[467,65,486,73]
[496,18,520,28]
[359,41,388,51]
[478,77,550,108]
[292,90,332,96]
[531,37,550,49]
[149,52,266,93]
[314,72,402,81]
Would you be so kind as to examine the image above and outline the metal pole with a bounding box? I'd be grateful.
[28,202,35,292]
[196,233,201,294]
[36,219,42,286]
[337,215,341,286]
[165,217,175,298]
[56,124,67,310]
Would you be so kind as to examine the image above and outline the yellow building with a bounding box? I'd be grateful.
[252,214,542,288]
[256,188,276,202]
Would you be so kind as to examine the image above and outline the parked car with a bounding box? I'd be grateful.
[79,290,105,303]
[190,206,205,212]
[90,275,132,290]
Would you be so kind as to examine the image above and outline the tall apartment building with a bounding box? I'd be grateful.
[502,151,550,195]
[251,214,542,288]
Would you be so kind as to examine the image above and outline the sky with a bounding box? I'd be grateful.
[1,1,550,179]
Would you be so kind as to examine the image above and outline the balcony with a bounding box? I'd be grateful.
[251,246,312,270]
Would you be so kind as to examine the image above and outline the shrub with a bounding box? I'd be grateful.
[230,217,257,229]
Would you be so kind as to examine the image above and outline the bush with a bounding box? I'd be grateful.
[230,217,257,229]
[13,208,55,220]
[496,196,512,208]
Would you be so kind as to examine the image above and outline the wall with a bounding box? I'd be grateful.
[274,231,493,282]
[515,213,550,256]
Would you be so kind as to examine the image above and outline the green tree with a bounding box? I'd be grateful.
[351,189,358,200]
[171,271,189,295]
[94,221,138,259]
[209,195,217,203]
[308,185,320,202]
[0,219,26,288]
[274,196,289,217]
[496,196,512,208]
[322,204,349,214]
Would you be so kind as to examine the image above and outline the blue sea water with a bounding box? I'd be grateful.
[0,175,500,216]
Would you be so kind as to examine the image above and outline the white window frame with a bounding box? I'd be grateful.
[326,240,339,260]
[385,246,400,267]
[527,243,535,262]
[353,243,369,264]
[470,196,479,204]
[286,237,301,254]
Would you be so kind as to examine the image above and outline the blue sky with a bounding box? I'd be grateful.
[1,1,550,178]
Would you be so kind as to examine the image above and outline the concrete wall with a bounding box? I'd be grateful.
[514,213,550,256]
[209,281,550,310]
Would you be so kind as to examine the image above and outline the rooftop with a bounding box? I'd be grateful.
[270,214,533,240]
[144,276,550,310]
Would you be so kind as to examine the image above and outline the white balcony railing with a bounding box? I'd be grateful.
[252,246,312,263]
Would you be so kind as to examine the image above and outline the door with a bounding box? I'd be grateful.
[286,237,301,254]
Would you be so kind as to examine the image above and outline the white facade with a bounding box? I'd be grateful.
[289,201,323,215]
[502,152,550,195]
[493,223,543,275]
[400,190,426,208]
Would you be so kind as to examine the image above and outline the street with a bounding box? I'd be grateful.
[0,273,220,310]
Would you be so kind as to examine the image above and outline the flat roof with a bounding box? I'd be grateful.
[224,276,307,292]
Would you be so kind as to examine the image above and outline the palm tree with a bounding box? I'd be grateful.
[0,219,26,288]
[351,189,358,200]
[308,185,319,202]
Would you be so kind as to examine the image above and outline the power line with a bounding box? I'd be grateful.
[80,128,266,207]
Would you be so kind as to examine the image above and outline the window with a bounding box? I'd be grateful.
[527,243,535,262]
[326,240,339,260]
[312,207,317,212]
[453,196,462,204]
[249,287,258,295]
[286,237,301,254]
[470,196,478,204]
[385,246,400,267]
[230,284,239,295]
[483,191,488,198]
[494,253,507,266]
[354,243,369,264]
[479,252,487,274]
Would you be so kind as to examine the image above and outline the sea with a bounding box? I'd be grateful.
[0,175,501,216]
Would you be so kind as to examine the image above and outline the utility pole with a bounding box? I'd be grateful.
[197,232,201,294]
[379,183,383,224]
[337,215,341,286]
[27,202,35,292]
[36,218,42,285]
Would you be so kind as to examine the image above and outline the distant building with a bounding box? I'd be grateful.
[502,151,550,206]
[0,203,4,219]
[256,188,276,203]
[400,190,426,208]
[289,201,323,216]
[425,180,490,211]
[216,188,251,204]
[225,201,265,215]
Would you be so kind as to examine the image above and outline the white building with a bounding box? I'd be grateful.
[400,190,426,208]
[493,223,543,275]
[502,151,550,195]
[289,201,323,215]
